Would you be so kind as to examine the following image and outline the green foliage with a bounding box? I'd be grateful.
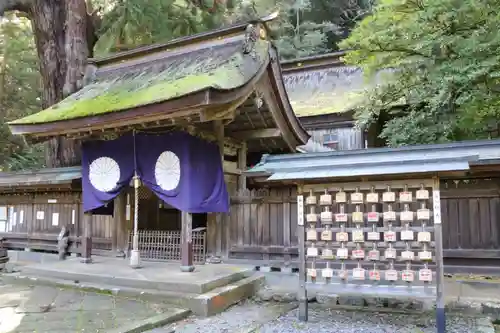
[94,0,338,60]
[0,14,45,170]
[341,0,500,146]
[94,0,229,55]
[229,0,333,59]
[305,0,374,50]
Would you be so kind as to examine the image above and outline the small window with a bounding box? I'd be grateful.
[322,133,339,150]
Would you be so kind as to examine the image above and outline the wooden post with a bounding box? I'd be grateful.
[81,212,92,264]
[209,119,225,258]
[433,177,446,333]
[114,191,128,257]
[180,211,194,272]
[296,184,308,321]
[238,141,247,190]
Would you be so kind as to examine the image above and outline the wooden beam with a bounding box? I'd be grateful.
[180,211,194,272]
[238,142,247,190]
[223,160,241,175]
[199,105,235,122]
[213,120,225,160]
[232,128,281,140]
[81,212,92,263]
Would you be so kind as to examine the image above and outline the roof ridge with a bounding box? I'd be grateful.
[89,11,279,67]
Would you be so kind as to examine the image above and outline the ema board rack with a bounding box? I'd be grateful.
[297,179,445,332]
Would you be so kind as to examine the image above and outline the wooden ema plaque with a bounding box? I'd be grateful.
[301,181,439,285]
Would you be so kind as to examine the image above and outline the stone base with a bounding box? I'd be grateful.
[80,257,92,264]
[180,265,195,272]
[129,250,141,269]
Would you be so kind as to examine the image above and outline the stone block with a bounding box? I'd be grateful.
[316,293,339,306]
[482,301,500,319]
[446,299,483,315]
[386,297,425,311]
[338,295,365,307]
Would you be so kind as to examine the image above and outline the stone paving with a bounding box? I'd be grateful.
[0,282,175,333]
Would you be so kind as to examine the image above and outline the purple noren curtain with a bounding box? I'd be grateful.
[82,134,135,213]
[81,131,229,214]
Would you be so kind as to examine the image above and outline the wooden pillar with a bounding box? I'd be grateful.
[81,212,92,264]
[207,120,225,258]
[296,185,308,321]
[180,211,194,272]
[238,141,247,190]
[114,191,128,257]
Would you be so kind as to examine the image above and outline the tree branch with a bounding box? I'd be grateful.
[0,0,33,16]
[369,42,431,59]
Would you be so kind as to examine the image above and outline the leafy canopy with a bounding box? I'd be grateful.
[0,14,45,171]
[341,0,500,146]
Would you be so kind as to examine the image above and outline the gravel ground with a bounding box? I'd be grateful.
[258,306,495,333]
[147,301,495,333]
[148,301,295,333]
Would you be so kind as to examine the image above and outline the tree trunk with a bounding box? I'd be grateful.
[30,0,90,167]
[2,0,94,167]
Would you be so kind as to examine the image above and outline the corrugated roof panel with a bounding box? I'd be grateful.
[248,139,500,175]
[267,159,472,181]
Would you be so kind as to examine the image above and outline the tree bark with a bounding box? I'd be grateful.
[1,0,96,167]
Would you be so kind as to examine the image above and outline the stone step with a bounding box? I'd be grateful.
[2,272,265,317]
[18,263,250,294]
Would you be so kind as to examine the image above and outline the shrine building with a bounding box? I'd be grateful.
[5,13,310,271]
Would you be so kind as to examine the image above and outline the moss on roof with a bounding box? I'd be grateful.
[12,39,269,125]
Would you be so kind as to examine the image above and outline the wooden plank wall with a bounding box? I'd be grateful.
[227,187,299,264]
[441,178,500,259]
[0,192,113,252]
[308,127,364,151]
[219,178,500,265]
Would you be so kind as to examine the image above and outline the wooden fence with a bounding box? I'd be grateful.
[220,178,500,266]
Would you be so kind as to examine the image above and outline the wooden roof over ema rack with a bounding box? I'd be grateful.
[8,12,309,154]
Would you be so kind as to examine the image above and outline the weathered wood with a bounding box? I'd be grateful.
[444,249,500,258]
[81,211,92,263]
[296,186,307,321]
[206,213,217,256]
[180,211,194,272]
[238,142,247,190]
[233,128,281,140]
[433,178,446,332]
[223,161,241,175]
[114,191,128,254]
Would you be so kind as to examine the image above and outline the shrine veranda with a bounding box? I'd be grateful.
[295,178,446,332]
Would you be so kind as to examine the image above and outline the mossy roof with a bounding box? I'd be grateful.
[283,65,371,117]
[12,38,270,125]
